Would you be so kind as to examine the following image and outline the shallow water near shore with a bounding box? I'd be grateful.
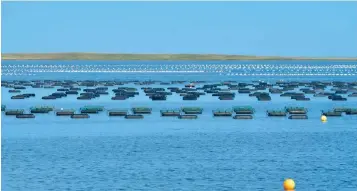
[2,60,357,191]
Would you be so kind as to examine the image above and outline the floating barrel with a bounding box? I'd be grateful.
[56,110,75,116]
[30,109,51,113]
[80,106,104,113]
[125,114,144,119]
[213,109,232,117]
[322,111,342,117]
[233,106,255,114]
[83,89,96,93]
[132,107,152,114]
[161,110,181,116]
[30,106,53,113]
[96,91,109,95]
[257,96,271,101]
[70,87,81,91]
[291,95,305,99]
[296,97,310,101]
[11,95,26,99]
[346,109,357,115]
[5,110,24,115]
[182,88,197,92]
[151,95,167,101]
[77,96,92,100]
[80,92,98,98]
[66,91,79,95]
[238,89,251,94]
[206,90,219,94]
[288,115,308,119]
[108,110,128,116]
[335,90,348,94]
[333,107,351,113]
[300,89,315,94]
[314,93,326,97]
[71,114,90,119]
[157,91,172,95]
[111,96,128,100]
[219,95,234,100]
[269,89,283,94]
[285,107,307,115]
[122,93,137,97]
[328,95,347,101]
[323,93,335,96]
[183,95,198,100]
[181,107,203,114]
[80,109,98,114]
[228,87,239,90]
[96,87,108,91]
[9,90,21,93]
[22,93,35,98]
[281,92,304,97]
[267,110,287,117]
[212,92,235,97]
[256,93,271,101]
[57,88,69,91]
[168,87,180,92]
[233,115,253,119]
[14,86,26,90]
[178,115,198,119]
[32,85,42,88]
[16,114,35,119]
[249,92,263,97]
[42,96,57,100]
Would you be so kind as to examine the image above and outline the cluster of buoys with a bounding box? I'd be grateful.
[2,80,357,102]
[2,104,356,122]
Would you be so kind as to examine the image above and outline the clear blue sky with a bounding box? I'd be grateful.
[2,1,357,57]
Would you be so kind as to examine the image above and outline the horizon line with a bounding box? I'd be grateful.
[2,52,357,61]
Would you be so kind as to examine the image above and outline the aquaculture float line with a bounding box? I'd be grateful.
[2,80,357,101]
[2,105,357,120]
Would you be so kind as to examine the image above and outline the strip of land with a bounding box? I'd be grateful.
[2,53,357,61]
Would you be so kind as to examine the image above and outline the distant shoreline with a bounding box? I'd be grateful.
[2,53,357,61]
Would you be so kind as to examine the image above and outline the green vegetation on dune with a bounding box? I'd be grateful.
[2,53,357,61]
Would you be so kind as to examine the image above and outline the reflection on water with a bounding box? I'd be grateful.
[3,132,357,190]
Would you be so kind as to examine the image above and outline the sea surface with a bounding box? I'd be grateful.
[2,60,357,191]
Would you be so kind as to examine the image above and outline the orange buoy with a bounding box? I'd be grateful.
[283,178,295,191]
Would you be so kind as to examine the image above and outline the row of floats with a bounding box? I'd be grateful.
[3,80,357,101]
[2,105,357,119]
[2,63,357,77]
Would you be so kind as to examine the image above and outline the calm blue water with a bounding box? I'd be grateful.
[2,60,357,191]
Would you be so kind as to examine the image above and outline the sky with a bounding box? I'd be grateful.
[1,1,357,57]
